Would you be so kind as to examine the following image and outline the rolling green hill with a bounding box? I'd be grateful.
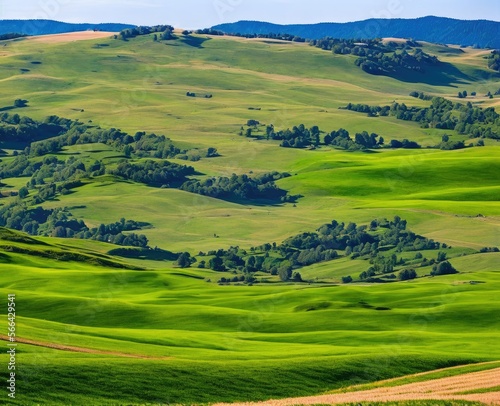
[0,31,498,405]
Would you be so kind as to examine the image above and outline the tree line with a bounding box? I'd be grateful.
[0,112,217,161]
[117,25,175,41]
[179,172,299,203]
[0,202,149,248]
[243,122,421,150]
[310,37,439,75]
[342,97,500,140]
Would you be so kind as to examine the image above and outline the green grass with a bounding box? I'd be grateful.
[1,246,499,403]
[0,33,498,405]
[1,237,498,405]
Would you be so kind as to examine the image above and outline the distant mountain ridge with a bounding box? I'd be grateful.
[212,16,500,48]
[0,19,136,36]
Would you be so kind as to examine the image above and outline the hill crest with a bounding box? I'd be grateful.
[0,19,135,36]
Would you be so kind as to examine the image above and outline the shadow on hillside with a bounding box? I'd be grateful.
[384,62,474,86]
[180,36,211,48]
[108,247,179,261]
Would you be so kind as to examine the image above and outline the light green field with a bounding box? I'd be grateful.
[0,32,499,405]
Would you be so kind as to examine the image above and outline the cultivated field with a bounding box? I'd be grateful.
[215,365,500,405]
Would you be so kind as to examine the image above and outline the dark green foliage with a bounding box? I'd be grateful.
[180,172,298,203]
[247,119,260,126]
[343,97,500,140]
[409,91,433,101]
[341,275,353,283]
[389,139,421,149]
[109,160,195,187]
[311,37,439,76]
[263,123,383,150]
[487,50,500,71]
[479,247,500,253]
[0,113,66,148]
[203,216,444,283]
[0,202,150,247]
[108,247,178,261]
[0,112,211,160]
[14,99,28,107]
[18,186,29,199]
[195,28,224,36]
[431,261,459,276]
[209,30,306,42]
[119,25,175,40]
[176,252,192,268]
[398,268,417,281]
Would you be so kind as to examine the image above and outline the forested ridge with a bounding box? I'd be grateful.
[212,17,500,48]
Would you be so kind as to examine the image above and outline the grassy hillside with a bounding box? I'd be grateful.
[0,230,499,404]
[0,31,498,405]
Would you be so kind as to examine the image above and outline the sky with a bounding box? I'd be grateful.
[0,0,499,29]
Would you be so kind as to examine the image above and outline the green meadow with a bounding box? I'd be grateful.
[0,31,499,404]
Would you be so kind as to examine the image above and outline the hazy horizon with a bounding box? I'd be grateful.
[1,0,499,29]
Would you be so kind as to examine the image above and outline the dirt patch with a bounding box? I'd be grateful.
[0,334,171,360]
[26,31,116,44]
[214,364,500,405]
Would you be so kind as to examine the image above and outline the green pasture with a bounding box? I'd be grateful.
[0,240,499,403]
[0,33,498,405]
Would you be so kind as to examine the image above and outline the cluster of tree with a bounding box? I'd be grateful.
[179,172,298,203]
[343,97,500,140]
[310,38,438,75]
[118,25,175,41]
[109,160,195,187]
[487,50,499,72]
[0,112,67,146]
[194,28,224,36]
[1,155,106,204]
[436,135,465,151]
[0,112,213,161]
[354,245,454,283]
[186,92,213,98]
[195,216,448,283]
[0,154,41,179]
[355,48,439,75]
[479,247,500,253]
[214,31,306,42]
[325,128,386,150]
[0,202,149,247]
[249,122,400,151]
[263,124,321,148]
[409,91,433,101]
[311,37,393,53]
[133,132,185,159]
[431,261,458,276]
[72,218,149,247]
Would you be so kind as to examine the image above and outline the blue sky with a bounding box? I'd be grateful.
[1,0,499,28]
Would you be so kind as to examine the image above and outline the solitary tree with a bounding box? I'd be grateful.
[18,186,29,199]
[431,261,458,276]
[176,252,191,268]
[14,99,28,108]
